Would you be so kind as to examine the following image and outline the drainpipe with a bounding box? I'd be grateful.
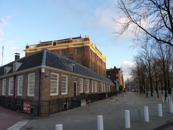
[13,75,16,110]
[37,68,41,116]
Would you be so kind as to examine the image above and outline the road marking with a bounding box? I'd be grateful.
[7,119,30,130]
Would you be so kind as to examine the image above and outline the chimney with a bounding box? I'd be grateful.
[15,53,20,61]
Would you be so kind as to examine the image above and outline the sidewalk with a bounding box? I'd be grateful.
[0,107,29,130]
[21,92,173,130]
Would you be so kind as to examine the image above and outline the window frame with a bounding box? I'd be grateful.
[79,78,83,93]
[17,75,23,96]
[2,79,6,95]
[95,81,97,92]
[8,77,13,96]
[101,83,103,92]
[61,75,68,95]
[61,50,66,56]
[27,73,35,97]
[86,79,89,93]
[91,80,93,92]
[76,48,82,54]
[50,73,59,96]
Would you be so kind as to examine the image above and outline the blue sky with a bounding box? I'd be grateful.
[0,0,138,80]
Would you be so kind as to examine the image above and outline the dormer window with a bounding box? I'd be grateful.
[68,64,76,72]
[13,62,22,72]
[4,67,11,74]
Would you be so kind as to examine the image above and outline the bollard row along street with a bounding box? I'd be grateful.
[21,92,173,130]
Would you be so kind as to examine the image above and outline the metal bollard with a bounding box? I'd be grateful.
[158,104,162,117]
[162,96,164,102]
[144,106,149,122]
[169,101,173,113]
[55,124,63,130]
[97,115,104,130]
[138,107,142,121]
[125,110,130,129]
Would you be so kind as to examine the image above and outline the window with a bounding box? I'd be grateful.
[53,42,56,46]
[4,67,11,74]
[62,75,68,94]
[72,64,76,72]
[107,75,110,78]
[2,79,6,95]
[77,59,81,64]
[28,73,35,96]
[90,61,92,69]
[76,48,81,54]
[95,81,97,92]
[91,80,93,92]
[109,85,110,91]
[93,53,95,58]
[50,73,59,95]
[104,83,106,92]
[13,62,22,72]
[93,63,95,71]
[61,50,66,56]
[101,83,103,92]
[90,50,92,56]
[79,78,83,93]
[86,80,89,93]
[17,75,23,96]
[52,51,57,54]
[9,77,13,96]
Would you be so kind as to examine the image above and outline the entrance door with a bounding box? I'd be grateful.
[74,82,77,97]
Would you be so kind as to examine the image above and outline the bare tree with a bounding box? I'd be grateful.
[117,0,173,46]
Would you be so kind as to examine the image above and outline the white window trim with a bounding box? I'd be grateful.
[95,81,97,92]
[8,77,13,96]
[101,83,103,92]
[86,79,89,93]
[2,79,6,95]
[79,78,83,93]
[27,73,35,97]
[91,80,93,92]
[17,75,23,96]
[50,73,59,96]
[104,83,106,92]
[62,75,68,95]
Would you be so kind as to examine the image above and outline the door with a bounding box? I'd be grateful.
[74,82,77,97]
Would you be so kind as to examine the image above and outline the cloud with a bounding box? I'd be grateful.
[10,46,23,53]
[121,61,136,81]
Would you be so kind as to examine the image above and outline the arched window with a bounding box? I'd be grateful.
[53,42,56,46]
[77,59,81,64]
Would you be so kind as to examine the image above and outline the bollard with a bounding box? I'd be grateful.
[97,115,104,130]
[125,110,130,129]
[169,101,173,113]
[166,97,168,103]
[144,106,149,122]
[138,107,142,121]
[89,100,91,111]
[158,104,162,117]
[162,96,164,102]
[55,124,63,130]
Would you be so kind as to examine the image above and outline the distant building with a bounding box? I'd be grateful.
[0,49,115,116]
[24,35,106,77]
[106,66,125,90]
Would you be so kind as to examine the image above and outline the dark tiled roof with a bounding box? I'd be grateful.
[0,51,43,76]
[45,50,114,84]
[0,49,113,84]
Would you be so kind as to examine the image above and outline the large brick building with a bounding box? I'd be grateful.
[0,49,115,116]
[106,66,125,90]
[24,35,106,77]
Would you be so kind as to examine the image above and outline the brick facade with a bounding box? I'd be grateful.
[24,36,106,77]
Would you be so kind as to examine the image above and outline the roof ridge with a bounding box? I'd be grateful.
[42,49,47,65]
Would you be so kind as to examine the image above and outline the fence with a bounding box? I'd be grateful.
[0,92,117,117]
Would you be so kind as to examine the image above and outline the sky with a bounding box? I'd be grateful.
[0,0,138,81]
